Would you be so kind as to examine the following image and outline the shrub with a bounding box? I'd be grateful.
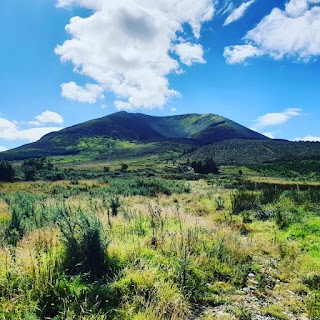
[191,157,219,174]
[274,198,303,229]
[260,186,281,204]
[283,188,320,206]
[107,178,190,197]
[3,192,51,246]
[109,194,121,216]
[121,163,128,171]
[57,206,109,278]
[215,196,225,211]
[0,161,15,182]
[22,166,36,181]
[231,190,260,215]
[303,273,320,290]
[255,210,274,221]
[308,292,320,319]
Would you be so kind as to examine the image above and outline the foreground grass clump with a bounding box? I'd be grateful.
[0,192,55,246]
[0,174,319,319]
[57,205,109,278]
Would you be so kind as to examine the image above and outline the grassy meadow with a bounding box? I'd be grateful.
[0,163,319,319]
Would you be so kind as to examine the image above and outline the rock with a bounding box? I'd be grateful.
[284,289,295,296]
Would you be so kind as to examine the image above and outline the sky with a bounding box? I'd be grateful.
[1,0,320,151]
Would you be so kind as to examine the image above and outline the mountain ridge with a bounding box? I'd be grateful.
[0,111,270,162]
[38,111,268,144]
[3,111,320,165]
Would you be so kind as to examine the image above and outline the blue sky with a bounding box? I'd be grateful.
[1,0,320,151]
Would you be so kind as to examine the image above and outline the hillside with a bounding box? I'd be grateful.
[0,111,268,161]
[184,139,320,165]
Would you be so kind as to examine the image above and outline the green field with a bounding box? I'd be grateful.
[0,160,319,320]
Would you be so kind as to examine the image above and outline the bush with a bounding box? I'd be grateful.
[107,178,190,197]
[109,194,121,216]
[121,163,128,171]
[260,187,281,204]
[57,206,109,278]
[21,157,54,181]
[231,190,260,215]
[191,157,219,174]
[3,192,51,246]
[273,198,303,229]
[0,161,15,182]
[22,166,36,181]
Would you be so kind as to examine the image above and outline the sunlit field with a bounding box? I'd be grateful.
[0,162,319,319]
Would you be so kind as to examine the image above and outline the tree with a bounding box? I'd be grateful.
[190,157,219,174]
[0,161,15,182]
[21,157,54,181]
[121,164,128,171]
[23,166,36,181]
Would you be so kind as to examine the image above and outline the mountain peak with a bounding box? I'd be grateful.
[0,111,269,161]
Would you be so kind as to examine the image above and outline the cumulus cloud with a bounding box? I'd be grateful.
[0,117,63,143]
[224,0,320,63]
[29,110,64,126]
[252,108,302,130]
[224,0,255,26]
[35,110,64,125]
[173,42,206,66]
[295,135,320,142]
[55,0,214,109]
[224,44,263,64]
[0,146,8,152]
[61,82,105,104]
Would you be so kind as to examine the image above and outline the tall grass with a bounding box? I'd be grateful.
[57,204,109,278]
[0,176,319,319]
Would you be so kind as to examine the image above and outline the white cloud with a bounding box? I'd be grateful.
[0,146,8,152]
[0,117,63,143]
[35,110,64,125]
[252,108,302,130]
[55,0,214,109]
[173,42,206,66]
[225,0,320,63]
[171,107,177,112]
[224,0,255,26]
[217,1,234,17]
[61,82,104,104]
[224,44,263,64]
[29,110,64,126]
[295,135,320,142]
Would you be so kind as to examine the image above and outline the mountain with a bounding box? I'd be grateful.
[3,111,320,165]
[184,139,320,165]
[0,111,269,162]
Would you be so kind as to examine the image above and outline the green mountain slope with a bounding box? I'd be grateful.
[185,139,320,165]
[135,112,267,143]
[0,111,268,161]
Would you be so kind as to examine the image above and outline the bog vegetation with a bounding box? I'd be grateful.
[0,158,319,319]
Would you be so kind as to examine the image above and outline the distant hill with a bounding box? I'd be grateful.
[2,111,320,165]
[183,139,320,165]
[0,111,269,162]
